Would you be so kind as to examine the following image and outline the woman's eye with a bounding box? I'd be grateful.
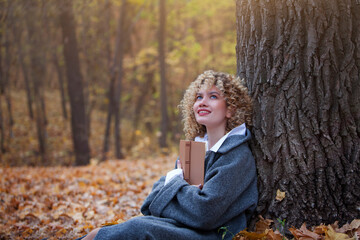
[210,95,218,99]
[196,95,203,100]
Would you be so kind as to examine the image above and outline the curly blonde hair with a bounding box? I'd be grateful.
[179,70,252,140]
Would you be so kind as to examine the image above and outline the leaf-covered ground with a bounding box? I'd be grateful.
[0,157,174,239]
[1,156,359,240]
[234,216,359,240]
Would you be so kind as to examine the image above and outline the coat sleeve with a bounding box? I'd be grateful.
[141,158,178,215]
[148,144,257,230]
[140,176,165,216]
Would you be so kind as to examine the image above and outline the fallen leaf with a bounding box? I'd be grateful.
[275,189,286,201]
[325,225,355,240]
[233,229,266,240]
[337,219,360,234]
[313,225,327,235]
[267,229,284,240]
[255,215,273,233]
[55,228,67,238]
[289,223,322,240]
[21,228,33,238]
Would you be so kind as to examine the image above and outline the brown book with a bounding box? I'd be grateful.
[179,140,206,185]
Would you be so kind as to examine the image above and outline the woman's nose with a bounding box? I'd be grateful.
[199,97,208,106]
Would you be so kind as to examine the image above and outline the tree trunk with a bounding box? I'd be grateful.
[11,9,33,118]
[78,4,92,141]
[16,38,34,120]
[130,63,155,145]
[52,52,68,120]
[3,26,14,140]
[0,26,4,153]
[0,97,4,154]
[59,0,90,166]
[43,9,68,121]
[104,0,113,69]
[236,0,360,229]
[100,0,113,161]
[102,74,115,161]
[113,0,127,160]
[158,0,169,149]
[102,0,127,161]
[25,0,49,164]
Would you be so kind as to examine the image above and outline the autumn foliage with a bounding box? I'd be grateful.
[1,157,359,239]
[234,216,360,240]
[0,157,174,239]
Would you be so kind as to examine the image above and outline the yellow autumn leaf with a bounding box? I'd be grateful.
[276,189,286,201]
[101,218,124,227]
[22,228,33,238]
[325,225,355,240]
[55,228,67,237]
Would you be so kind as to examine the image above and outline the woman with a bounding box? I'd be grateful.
[82,70,258,240]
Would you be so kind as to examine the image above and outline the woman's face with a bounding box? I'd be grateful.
[193,85,231,131]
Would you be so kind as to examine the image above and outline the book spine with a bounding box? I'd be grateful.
[184,141,191,181]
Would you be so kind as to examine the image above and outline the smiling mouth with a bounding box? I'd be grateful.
[198,110,211,116]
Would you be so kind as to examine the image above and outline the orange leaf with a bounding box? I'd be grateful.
[289,223,322,240]
[255,216,273,233]
[235,229,267,240]
[82,223,94,231]
[267,229,284,240]
[55,228,67,237]
[22,228,33,238]
[313,225,327,235]
[101,219,124,227]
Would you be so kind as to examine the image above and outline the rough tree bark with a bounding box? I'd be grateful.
[158,0,169,149]
[236,0,360,229]
[59,0,90,166]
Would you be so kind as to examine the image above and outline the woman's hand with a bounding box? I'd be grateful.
[176,159,182,170]
[164,160,184,185]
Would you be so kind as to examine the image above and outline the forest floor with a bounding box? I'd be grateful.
[0,156,174,239]
[1,156,360,240]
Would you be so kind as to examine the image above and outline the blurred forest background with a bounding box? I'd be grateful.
[0,0,237,166]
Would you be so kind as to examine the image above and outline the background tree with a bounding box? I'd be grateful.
[158,0,169,149]
[26,0,48,164]
[59,0,90,166]
[236,0,360,229]
[1,0,237,166]
[102,0,128,160]
[0,2,6,154]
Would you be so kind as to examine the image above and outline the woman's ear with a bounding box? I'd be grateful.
[226,108,232,118]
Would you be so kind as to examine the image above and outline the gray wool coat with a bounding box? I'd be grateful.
[93,130,258,240]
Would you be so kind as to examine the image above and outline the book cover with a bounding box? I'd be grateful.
[179,140,206,185]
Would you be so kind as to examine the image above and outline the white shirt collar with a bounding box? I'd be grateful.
[194,123,247,152]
